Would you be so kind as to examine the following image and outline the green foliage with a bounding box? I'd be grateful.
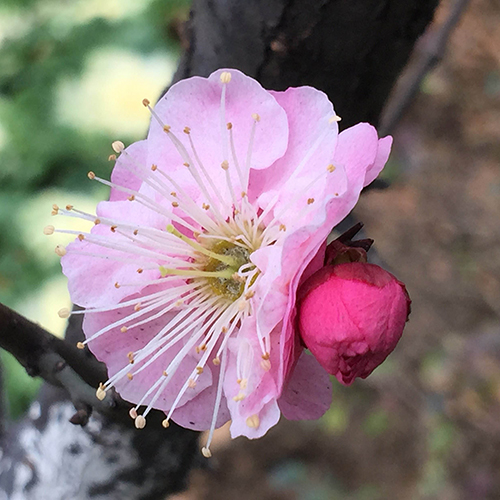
[0,0,189,419]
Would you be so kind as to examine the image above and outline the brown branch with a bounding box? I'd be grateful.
[0,302,118,417]
[380,0,471,135]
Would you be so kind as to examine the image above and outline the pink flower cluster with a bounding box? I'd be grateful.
[49,69,405,456]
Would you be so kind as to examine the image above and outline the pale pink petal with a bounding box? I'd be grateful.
[364,135,393,186]
[278,352,332,420]
[85,296,212,411]
[172,385,230,431]
[110,140,148,201]
[61,200,167,307]
[147,69,288,207]
[249,86,338,201]
[229,399,281,439]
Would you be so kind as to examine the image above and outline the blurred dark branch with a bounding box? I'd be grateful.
[0,358,5,439]
[380,0,471,135]
[0,302,105,389]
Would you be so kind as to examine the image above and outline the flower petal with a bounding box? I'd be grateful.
[147,69,288,208]
[229,399,281,439]
[61,199,167,307]
[278,352,332,420]
[110,140,148,201]
[85,295,212,412]
[172,384,230,431]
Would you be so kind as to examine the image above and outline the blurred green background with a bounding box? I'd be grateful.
[0,0,190,418]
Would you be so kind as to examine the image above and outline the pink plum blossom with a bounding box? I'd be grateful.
[48,69,392,456]
[297,262,411,385]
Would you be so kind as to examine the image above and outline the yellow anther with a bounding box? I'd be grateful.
[196,366,204,375]
[307,198,315,205]
[162,419,170,428]
[78,234,85,241]
[76,342,85,350]
[246,414,260,428]
[329,114,342,123]
[135,415,146,429]
[120,326,128,333]
[151,164,158,171]
[226,122,233,130]
[327,164,336,173]
[163,370,168,377]
[65,204,73,211]
[94,218,101,225]
[87,171,96,180]
[171,201,179,208]
[108,154,117,161]
[43,225,55,235]
[221,160,229,170]
[279,224,286,232]
[129,408,138,419]
[261,359,271,371]
[96,385,106,401]
[220,71,232,84]
[201,447,212,458]
[188,378,197,389]
[112,140,125,153]
[55,245,66,257]
[212,357,221,366]
[114,282,120,289]
[142,98,150,107]
[261,352,270,360]
[183,126,191,134]
[251,113,261,122]
[127,373,133,380]
[128,195,135,201]
[163,125,171,133]
[58,307,70,319]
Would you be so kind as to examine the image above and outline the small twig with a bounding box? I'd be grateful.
[0,302,178,428]
[0,302,105,386]
[380,0,471,136]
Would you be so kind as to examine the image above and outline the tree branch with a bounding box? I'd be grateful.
[380,0,471,135]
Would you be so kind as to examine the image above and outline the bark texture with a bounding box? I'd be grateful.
[0,0,439,498]
[174,0,439,129]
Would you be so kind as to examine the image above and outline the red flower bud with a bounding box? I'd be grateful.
[297,262,411,385]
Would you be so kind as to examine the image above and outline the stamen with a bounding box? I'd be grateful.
[58,308,70,319]
[246,414,260,428]
[166,224,238,267]
[112,141,125,153]
[135,415,146,429]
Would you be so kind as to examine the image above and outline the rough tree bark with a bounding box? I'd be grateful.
[0,1,439,498]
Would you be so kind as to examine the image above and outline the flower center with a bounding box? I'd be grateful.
[203,240,251,300]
